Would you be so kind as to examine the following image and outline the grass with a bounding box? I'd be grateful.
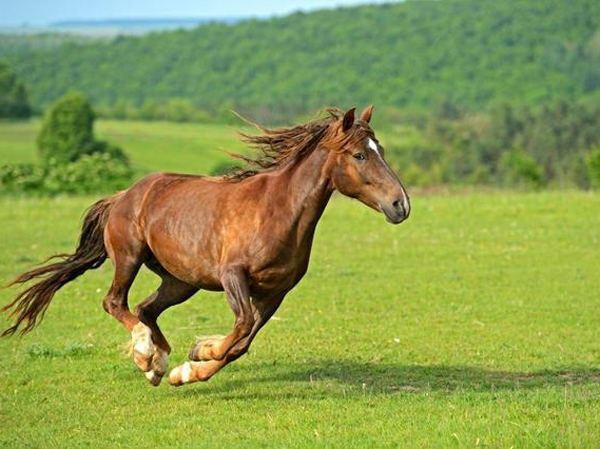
[1,192,599,447]
[1,120,600,447]
[0,119,248,176]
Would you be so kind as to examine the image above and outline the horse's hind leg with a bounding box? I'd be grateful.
[102,219,155,374]
[103,249,158,375]
[134,263,197,386]
[102,246,145,332]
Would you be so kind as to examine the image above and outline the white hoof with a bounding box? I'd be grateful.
[131,322,155,371]
[143,350,169,386]
[145,370,161,386]
[169,362,194,386]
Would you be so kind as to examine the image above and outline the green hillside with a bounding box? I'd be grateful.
[3,0,600,115]
[0,119,247,176]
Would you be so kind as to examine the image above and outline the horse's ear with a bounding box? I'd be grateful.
[342,107,356,131]
[360,105,374,123]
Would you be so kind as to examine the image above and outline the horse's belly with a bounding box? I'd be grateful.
[147,231,223,290]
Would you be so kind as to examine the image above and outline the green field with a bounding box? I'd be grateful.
[0,118,409,180]
[0,119,248,176]
[1,121,600,447]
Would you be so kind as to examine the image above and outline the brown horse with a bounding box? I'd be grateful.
[2,106,410,387]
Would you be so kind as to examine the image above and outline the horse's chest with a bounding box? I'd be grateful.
[251,265,306,295]
[249,242,311,294]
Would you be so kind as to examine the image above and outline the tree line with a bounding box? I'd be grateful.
[383,99,600,189]
[2,0,600,120]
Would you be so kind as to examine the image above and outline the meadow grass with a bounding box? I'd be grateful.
[1,120,600,447]
[0,191,599,448]
[0,119,248,176]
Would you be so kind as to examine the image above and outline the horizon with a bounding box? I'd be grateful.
[0,0,397,27]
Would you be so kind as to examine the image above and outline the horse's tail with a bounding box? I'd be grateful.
[1,194,121,337]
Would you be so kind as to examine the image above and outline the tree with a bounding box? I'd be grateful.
[0,60,31,118]
[37,92,98,164]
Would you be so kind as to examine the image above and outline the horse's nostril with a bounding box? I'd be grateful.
[392,199,404,216]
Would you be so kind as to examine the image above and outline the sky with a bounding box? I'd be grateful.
[0,0,395,26]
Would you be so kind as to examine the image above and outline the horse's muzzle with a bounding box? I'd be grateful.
[381,196,410,224]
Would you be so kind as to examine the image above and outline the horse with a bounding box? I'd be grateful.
[1,106,410,387]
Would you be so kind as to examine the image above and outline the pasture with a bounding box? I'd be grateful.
[1,120,600,447]
[0,119,247,175]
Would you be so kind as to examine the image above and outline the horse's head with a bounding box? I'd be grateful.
[326,106,410,224]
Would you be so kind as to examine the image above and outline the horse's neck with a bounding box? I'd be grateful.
[281,145,333,239]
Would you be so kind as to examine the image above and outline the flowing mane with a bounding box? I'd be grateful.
[224,108,371,181]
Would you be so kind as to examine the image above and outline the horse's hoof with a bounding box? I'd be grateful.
[168,363,190,386]
[188,335,225,361]
[131,322,156,371]
[188,345,198,361]
[145,370,162,386]
[143,348,168,386]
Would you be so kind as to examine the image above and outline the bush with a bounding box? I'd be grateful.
[89,140,129,165]
[2,92,133,196]
[1,153,133,195]
[41,153,133,195]
[36,92,129,166]
[585,146,600,189]
[0,163,45,193]
[498,150,545,189]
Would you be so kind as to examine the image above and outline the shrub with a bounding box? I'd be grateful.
[0,163,45,193]
[41,153,133,195]
[36,92,129,166]
[498,150,545,189]
[585,146,600,189]
[1,153,133,196]
[37,92,97,164]
[2,92,133,196]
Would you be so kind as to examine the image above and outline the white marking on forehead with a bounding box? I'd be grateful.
[367,138,378,151]
[367,138,382,157]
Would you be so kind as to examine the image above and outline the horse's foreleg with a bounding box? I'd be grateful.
[134,275,197,386]
[188,267,254,362]
[169,293,285,386]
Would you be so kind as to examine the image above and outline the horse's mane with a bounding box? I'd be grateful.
[224,108,367,181]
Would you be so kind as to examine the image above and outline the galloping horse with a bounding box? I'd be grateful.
[2,106,410,387]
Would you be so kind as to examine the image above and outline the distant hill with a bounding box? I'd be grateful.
[47,17,243,36]
[0,17,243,37]
[2,0,600,115]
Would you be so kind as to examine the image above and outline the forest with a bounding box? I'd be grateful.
[2,0,600,189]
[2,0,600,117]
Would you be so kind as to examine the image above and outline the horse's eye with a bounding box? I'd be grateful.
[353,153,366,161]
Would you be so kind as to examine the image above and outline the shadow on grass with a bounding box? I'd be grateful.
[178,359,600,399]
